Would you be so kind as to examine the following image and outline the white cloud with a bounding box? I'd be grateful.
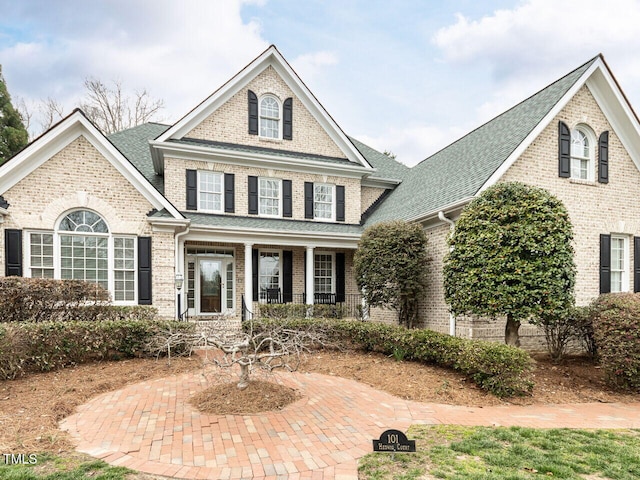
[0,1,269,131]
[291,51,339,83]
[356,124,467,168]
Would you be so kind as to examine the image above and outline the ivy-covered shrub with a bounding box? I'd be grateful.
[591,293,640,391]
[0,277,157,323]
[0,320,194,380]
[250,318,533,397]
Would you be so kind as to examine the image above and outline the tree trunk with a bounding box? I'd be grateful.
[237,363,250,390]
[505,314,521,347]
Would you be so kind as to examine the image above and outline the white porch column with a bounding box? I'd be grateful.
[305,246,314,305]
[244,243,253,319]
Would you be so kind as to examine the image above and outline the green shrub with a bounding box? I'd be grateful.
[0,319,194,380]
[591,293,640,391]
[250,318,533,397]
[258,303,347,319]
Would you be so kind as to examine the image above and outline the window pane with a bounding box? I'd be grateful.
[199,172,223,211]
[114,236,136,302]
[60,234,109,291]
[314,184,334,219]
[259,178,281,216]
[259,252,280,300]
[314,254,333,294]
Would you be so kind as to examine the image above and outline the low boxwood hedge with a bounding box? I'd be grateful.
[0,319,195,380]
[248,318,534,397]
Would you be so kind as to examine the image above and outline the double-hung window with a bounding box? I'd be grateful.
[314,184,335,220]
[570,127,594,181]
[314,253,334,295]
[611,235,628,293]
[259,178,282,217]
[199,171,223,212]
[259,251,281,301]
[259,95,280,139]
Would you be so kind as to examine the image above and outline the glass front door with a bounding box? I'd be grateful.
[199,259,222,313]
[187,254,235,316]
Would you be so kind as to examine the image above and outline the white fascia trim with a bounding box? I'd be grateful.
[0,111,183,220]
[150,140,372,179]
[155,46,371,169]
[408,196,475,224]
[185,226,361,249]
[477,60,602,195]
[147,217,191,227]
[586,67,640,171]
[361,176,402,188]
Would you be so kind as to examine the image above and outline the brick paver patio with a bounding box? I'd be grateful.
[60,370,640,479]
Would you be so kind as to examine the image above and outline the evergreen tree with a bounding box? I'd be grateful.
[0,65,29,165]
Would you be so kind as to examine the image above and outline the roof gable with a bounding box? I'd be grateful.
[0,110,183,220]
[366,54,640,225]
[155,45,371,170]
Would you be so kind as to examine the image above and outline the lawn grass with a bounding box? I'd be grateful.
[359,425,640,479]
[0,453,133,479]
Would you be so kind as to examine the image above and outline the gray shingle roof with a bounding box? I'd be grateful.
[364,56,599,226]
[349,137,409,181]
[169,137,359,167]
[108,122,169,193]
[149,209,363,234]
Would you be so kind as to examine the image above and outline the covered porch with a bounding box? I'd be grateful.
[174,216,364,322]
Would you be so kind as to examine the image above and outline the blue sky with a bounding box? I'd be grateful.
[2,0,640,166]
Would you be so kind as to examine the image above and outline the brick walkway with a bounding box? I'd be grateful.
[60,370,640,480]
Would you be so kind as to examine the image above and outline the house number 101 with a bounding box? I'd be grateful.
[387,433,399,444]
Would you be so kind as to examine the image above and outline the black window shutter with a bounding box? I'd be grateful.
[4,229,22,277]
[283,98,293,140]
[252,249,259,300]
[283,250,293,303]
[558,121,571,178]
[248,176,258,214]
[138,237,152,305]
[248,90,258,135]
[304,182,314,219]
[336,252,345,302]
[336,185,345,222]
[224,173,235,213]
[186,170,197,210]
[635,237,640,293]
[598,131,609,184]
[600,234,611,294]
[283,180,292,218]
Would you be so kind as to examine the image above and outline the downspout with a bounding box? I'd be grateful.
[438,211,456,336]
[174,224,191,318]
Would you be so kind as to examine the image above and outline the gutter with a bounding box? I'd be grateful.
[438,210,457,337]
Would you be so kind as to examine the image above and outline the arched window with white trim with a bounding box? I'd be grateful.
[570,125,595,180]
[27,209,137,303]
[259,95,281,139]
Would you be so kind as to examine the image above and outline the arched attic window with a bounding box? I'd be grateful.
[259,95,281,139]
[570,125,595,181]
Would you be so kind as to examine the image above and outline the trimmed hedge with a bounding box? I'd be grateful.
[249,318,534,397]
[591,293,640,391]
[0,319,195,380]
[258,303,347,319]
[0,277,158,323]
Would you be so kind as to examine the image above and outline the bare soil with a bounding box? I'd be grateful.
[1,350,638,458]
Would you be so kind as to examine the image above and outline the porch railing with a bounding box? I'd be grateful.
[251,292,364,319]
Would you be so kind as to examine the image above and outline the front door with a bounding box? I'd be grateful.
[187,254,235,316]
[199,259,222,313]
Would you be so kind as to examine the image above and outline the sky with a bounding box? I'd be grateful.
[2,0,640,166]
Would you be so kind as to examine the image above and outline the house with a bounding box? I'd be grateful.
[1,46,640,346]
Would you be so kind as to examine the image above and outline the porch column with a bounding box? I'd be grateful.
[244,243,253,319]
[305,246,314,305]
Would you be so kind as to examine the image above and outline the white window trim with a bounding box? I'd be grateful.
[197,170,224,213]
[258,94,282,140]
[24,215,138,306]
[258,249,282,303]
[258,177,283,218]
[314,251,335,295]
[313,183,336,221]
[610,234,629,293]
[570,125,596,182]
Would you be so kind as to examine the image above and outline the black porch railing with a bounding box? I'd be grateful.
[248,291,364,319]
